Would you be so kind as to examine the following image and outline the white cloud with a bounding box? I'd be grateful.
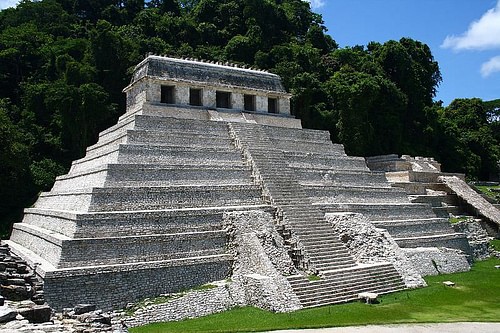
[0,0,19,10]
[442,0,500,51]
[481,55,500,77]
[305,0,325,10]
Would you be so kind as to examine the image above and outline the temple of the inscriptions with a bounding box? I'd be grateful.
[5,55,473,312]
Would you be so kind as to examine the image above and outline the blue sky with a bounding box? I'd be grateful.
[1,0,498,105]
[309,0,500,105]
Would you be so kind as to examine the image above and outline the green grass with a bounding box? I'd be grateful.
[449,216,470,224]
[130,258,500,333]
[491,240,500,251]
[307,274,321,281]
[125,283,218,315]
[475,185,500,202]
[125,295,177,316]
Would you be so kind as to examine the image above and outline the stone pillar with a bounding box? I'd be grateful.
[204,88,216,109]
[256,95,267,113]
[147,81,161,103]
[175,85,189,105]
[232,93,244,111]
[279,97,291,115]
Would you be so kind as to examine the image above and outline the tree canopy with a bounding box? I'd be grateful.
[0,0,498,236]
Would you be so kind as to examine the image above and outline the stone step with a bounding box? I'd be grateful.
[305,185,410,204]
[300,240,348,251]
[23,205,271,238]
[133,115,230,135]
[298,234,344,244]
[54,164,254,192]
[308,253,353,262]
[300,284,405,308]
[409,194,460,207]
[127,129,233,148]
[432,206,463,218]
[294,169,389,187]
[372,218,454,237]
[289,264,397,286]
[394,232,471,254]
[69,146,121,174]
[97,116,136,142]
[285,153,369,171]
[85,132,128,158]
[287,264,405,308]
[105,164,252,186]
[272,198,311,205]
[285,225,332,233]
[310,256,356,267]
[271,138,346,155]
[302,247,349,256]
[10,223,228,269]
[292,274,403,296]
[70,143,244,174]
[312,261,357,271]
[117,144,243,165]
[286,217,329,225]
[319,202,437,220]
[35,185,263,212]
[262,125,333,143]
[392,182,452,195]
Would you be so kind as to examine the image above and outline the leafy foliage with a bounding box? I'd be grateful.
[0,0,498,235]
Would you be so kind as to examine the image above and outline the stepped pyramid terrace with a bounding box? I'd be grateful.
[5,55,473,314]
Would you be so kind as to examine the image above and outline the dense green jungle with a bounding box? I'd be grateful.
[0,0,499,236]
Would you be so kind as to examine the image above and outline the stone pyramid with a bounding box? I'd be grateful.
[5,56,470,311]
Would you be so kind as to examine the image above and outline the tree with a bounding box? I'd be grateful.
[372,38,441,153]
[438,98,500,179]
[0,99,33,237]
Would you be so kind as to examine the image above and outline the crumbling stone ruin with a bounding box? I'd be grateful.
[2,56,475,324]
[366,154,500,261]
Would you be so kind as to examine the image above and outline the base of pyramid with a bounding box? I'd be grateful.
[4,240,232,310]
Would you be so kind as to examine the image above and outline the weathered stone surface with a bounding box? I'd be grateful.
[453,218,492,260]
[225,210,302,312]
[73,304,95,315]
[403,247,470,276]
[0,307,17,323]
[18,304,52,323]
[440,176,500,234]
[325,212,426,288]
[1,285,29,301]
[122,210,301,328]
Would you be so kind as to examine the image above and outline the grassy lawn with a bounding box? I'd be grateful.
[130,258,500,333]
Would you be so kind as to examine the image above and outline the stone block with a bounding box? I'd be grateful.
[1,284,30,301]
[0,307,17,323]
[18,304,52,323]
[73,304,96,315]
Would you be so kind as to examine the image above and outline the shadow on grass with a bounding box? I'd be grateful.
[130,258,500,333]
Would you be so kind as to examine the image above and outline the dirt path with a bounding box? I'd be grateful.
[268,322,500,333]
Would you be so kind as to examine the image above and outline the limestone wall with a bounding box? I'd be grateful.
[403,247,470,276]
[43,257,232,311]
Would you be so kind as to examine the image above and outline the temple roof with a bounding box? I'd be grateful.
[130,55,287,93]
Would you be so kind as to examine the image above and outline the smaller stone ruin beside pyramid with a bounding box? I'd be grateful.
[4,56,473,315]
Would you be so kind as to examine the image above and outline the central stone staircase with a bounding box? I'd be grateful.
[229,122,405,307]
